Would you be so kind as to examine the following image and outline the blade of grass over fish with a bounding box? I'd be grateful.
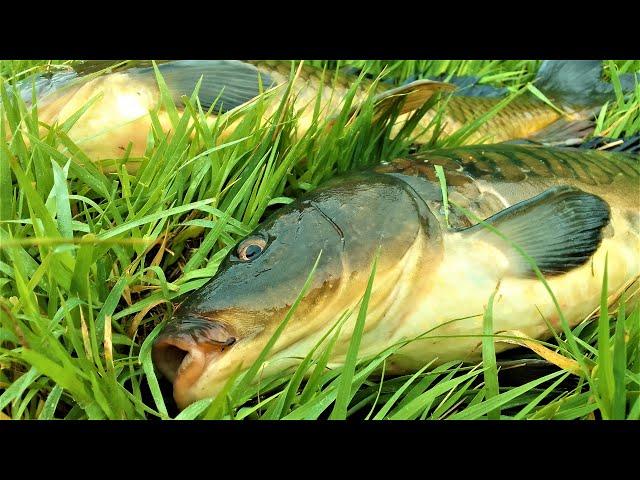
[434,165,450,228]
[138,322,169,419]
[329,250,379,420]
[611,293,627,419]
[297,311,350,405]
[230,252,323,402]
[263,313,348,419]
[482,285,500,420]
[525,83,564,115]
[438,88,524,147]
[596,255,614,419]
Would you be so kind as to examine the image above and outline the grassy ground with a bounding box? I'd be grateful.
[0,60,638,420]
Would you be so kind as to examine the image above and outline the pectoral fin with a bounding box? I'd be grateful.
[130,60,275,114]
[463,186,611,277]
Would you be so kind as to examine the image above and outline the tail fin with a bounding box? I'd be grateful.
[518,60,638,146]
[534,60,638,109]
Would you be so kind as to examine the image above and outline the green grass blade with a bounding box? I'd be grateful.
[138,322,169,419]
[329,251,379,419]
[482,286,500,420]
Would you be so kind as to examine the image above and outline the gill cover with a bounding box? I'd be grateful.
[176,172,436,324]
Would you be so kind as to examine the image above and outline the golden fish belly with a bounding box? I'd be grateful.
[382,205,639,371]
[10,73,166,169]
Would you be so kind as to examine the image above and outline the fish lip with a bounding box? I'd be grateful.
[152,336,208,403]
[152,319,237,409]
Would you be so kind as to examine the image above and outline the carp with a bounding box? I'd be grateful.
[152,144,640,408]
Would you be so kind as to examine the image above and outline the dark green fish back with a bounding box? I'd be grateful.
[381,144,640,187]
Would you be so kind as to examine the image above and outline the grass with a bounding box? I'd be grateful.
[0,59,638,420]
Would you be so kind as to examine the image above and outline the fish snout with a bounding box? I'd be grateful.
[152,314,236,391]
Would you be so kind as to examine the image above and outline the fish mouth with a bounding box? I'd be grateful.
[151,315,236,408]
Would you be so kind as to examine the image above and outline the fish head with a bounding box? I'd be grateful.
[153,172,442,409]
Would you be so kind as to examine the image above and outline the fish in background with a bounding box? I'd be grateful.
[4,60,634,168]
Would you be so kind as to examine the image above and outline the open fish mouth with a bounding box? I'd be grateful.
[152,315,236,405]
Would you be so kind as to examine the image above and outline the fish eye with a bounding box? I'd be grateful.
[237,237,267,261]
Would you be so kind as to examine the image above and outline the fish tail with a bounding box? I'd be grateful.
[534,60,637,110]
[519,61,639,146]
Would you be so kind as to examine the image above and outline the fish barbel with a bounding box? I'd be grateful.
[152,143,640,409]
[3,61,621,168]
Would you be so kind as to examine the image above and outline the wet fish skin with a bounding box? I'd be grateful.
[152,144,640,409]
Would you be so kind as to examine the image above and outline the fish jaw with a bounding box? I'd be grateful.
[151,314,240,409]
[153,335,211,407]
